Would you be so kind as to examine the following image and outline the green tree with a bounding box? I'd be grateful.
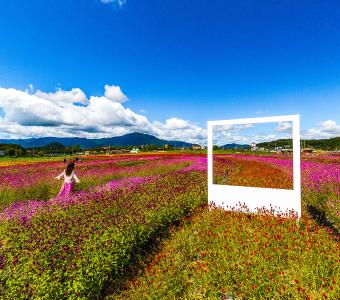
[15,149,22,157]
[37,150,45,157]
[7,148,16,156]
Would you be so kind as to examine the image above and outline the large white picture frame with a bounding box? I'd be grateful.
[207,115,301,217]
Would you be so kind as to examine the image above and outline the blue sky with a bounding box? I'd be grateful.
[0,0,339,143]
[213,122,292,145]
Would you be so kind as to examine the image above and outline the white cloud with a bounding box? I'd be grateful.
[303,120,340,139]
[4,84,336,145]
[100,0,126,7]
[251,134,277,144]
[35,88,87,105]
[152,118,207,144]
[0,85,148,138]
[25,84,35,94]
[0,88,63,126]
[213,130,278,146]
[276,121,292,132]
[213,123,254,133]
[212,119,339,145]
[0,85,206,144]
[104,84,128,103]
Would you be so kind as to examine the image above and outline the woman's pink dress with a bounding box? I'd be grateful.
[58,182,75,197]
[55,170,80,197]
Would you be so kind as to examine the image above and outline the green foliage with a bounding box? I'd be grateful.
[37,150,45,157]
[257,137,340,151]
[0,144,26,157]
[257,139,293,149]
[7,148,16,157]
[304,137,340,151]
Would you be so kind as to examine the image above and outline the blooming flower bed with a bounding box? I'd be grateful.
[0,154,193,210]
[110,205,339,300]
[0,155,206,299]
[213,154,340,228]
[0,153,338,299]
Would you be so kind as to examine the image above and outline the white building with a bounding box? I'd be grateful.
[130,148,141,153]
[250,142,257,151]
[0,150,5,156]
[192,144,202,150]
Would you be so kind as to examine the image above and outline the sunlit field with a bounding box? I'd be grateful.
[213,153,339,227]
[213,154,293,189]
[0,153,338,299]
[110,205,339,300]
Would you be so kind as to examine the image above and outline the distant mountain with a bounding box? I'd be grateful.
[0,132,194,149]
[41,142,65,150]
[220,143,250,149]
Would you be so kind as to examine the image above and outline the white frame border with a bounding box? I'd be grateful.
[208,115,301,217]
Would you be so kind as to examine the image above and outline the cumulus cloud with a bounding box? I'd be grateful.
[25,84,34,94]
[104,84,128,103]
[35,88,87,105]
[152,118,207,144]
[0,88,63,127]
[276,121,292,132]
[0,85,206,144]
[213,123,253,133]
[303,120,340,139]
[2,84,336,145]
[0,85,149,138]
[100,0,126,7]
[212,122,291,145]
[213,119,339,146]
[213,129,278,146]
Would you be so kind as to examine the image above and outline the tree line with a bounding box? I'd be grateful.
[257,137,340,151]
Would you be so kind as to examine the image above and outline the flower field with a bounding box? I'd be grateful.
[213,155,293,189]
[214,154,340,228]
[0,153,339,299]
[0,154,189,211]
[0,154,207,299]
[111,205,339,300]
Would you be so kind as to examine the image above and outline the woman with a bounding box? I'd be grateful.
[55,162,80,197]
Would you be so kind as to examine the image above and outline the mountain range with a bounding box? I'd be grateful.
[220,143,250,149]
[0,132,195,149]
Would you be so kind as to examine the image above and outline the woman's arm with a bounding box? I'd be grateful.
[55,171,65,180]
[73,172,81,183]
